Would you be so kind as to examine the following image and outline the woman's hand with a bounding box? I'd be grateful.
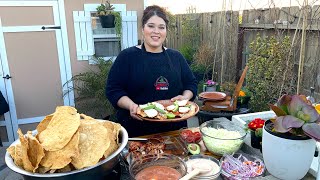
[129,103,143,121]
[117,96,142,121]
[170,95,189,102]
[171,90,194,102]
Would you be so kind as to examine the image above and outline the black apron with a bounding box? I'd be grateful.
[117,44,187,137]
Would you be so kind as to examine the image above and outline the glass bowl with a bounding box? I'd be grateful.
[199,120,247,156]
[184,154,221,180]
[179,127,202,144]
[129,154,187,180]
[220,153,265,180]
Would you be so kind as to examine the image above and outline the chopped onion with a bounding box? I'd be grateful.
[221,154,264,179]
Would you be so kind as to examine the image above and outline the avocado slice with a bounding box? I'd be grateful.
[140,103,155,110]
[172,101,179,112]
[187,143,200,155]
[166,113,176,119]
[155,106,166,114]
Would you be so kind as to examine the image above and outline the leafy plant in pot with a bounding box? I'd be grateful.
[263,94,320,179]
[96,0,122,36]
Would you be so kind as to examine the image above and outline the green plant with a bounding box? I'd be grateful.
[246,118,265,137]
[238,87,252,104]
[64,57,115,119]
[269,94,320,141]
[191,43,215,81]
[179,44,196,64]
[96,0,122,37]
[96,0,115,15]
[220,81,237,95]
[246,34,296,112]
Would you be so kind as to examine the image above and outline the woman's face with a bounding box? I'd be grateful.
[142,15,167,52]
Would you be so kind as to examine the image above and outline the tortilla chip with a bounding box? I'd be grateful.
[137,108,147,117]
[80,113,94,120]
[38,106,80,151]
[17,129,35,172]
[26,131,45,172]
[103,138,119,158]
[40,131,79,169]
[101,121,121,157]
[11,143,23,168]
[181,104,196,118]
[7,145,15,159]
[37,166,51,173]
[71,122,110,169]
[55,106,77,114]
[56,164,73,173]
[36,114,53,134]
[49,169,56,173]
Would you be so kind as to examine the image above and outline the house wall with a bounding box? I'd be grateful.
[64,0,144,76]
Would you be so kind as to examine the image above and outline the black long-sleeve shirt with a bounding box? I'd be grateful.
[106,46,197,136]
[0,91,9,115]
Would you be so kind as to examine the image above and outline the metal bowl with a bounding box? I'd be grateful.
[5,126,128,180]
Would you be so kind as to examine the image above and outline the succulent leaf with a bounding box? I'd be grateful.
[269,104,287,117]
[271,94,320,142]
[273,116,291,133]
[302,123,320,142]
[288,95,304,116]
[301,105,320,123]
[282,115,304,129]
[277,94,291,114]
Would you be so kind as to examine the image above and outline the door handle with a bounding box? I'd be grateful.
[3,74,12,79]
[41,26,61,30]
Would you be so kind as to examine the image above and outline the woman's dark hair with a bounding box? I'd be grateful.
[142,5,169,28]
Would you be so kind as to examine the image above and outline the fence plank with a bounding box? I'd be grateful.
[165,6,320,97]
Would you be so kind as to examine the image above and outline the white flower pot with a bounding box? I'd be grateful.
[203,85,216,92]
[262,121,316,180]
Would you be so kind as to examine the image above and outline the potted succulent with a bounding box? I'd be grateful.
[262,94,320,179]
[96,0,122,36]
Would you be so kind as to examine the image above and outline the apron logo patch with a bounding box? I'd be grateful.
[154,76,169,90]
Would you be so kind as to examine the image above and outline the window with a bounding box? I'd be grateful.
[91,13,121,59]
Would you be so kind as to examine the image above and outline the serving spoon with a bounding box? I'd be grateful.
[179,163,212,180]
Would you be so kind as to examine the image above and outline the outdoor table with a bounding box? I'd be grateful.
[197,108,251,125]
[119,129,316,180]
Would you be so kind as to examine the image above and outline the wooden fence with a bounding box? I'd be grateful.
[165,5,320,100]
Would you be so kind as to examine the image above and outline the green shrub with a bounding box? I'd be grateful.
[64,57,115,119]
[246,34,296,112]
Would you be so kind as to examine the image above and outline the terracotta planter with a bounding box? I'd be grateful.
[262,120,316,180]
[99,14,115,28]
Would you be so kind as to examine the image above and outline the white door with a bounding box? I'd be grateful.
[0,1,74,146]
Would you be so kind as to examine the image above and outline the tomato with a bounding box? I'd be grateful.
[180,129,192,140]
[186,136,195,143]
[193,132,202,142]
[180,129,202,143]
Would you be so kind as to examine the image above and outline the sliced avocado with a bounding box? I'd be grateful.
[155,106,166,114]
[172,101,179,112]
[141,103,155,110]
[187,143,200,155]
[166,113,176,119]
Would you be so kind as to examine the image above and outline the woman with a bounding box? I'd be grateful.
[106,5,197,137]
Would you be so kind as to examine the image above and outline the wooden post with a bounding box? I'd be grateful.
[297,0,308,94]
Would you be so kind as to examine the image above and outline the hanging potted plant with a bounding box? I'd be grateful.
[263,94,320,179]
[96,0,122,35]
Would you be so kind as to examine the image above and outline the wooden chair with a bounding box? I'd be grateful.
[200,65,249,112]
